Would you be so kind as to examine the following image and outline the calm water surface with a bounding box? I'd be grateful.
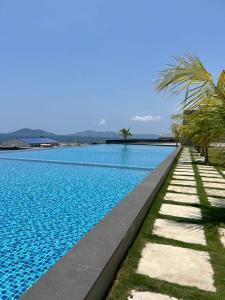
[0,144,174,299]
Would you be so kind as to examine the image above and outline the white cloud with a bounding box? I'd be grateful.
[130,115,161,122]
[98,118,106,125]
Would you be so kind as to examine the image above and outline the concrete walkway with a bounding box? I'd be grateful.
[130,148,221,299]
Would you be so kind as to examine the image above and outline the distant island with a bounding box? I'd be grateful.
[0,128,160,144]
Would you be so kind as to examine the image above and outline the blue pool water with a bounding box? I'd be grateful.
[0,144,173,169]
[0,145,174,299]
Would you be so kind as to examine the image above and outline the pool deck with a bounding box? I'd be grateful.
[21,148,180,300]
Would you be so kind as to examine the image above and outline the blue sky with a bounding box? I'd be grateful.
[0,0,224,134]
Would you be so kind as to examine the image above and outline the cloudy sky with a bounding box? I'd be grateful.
[0,0,224,134]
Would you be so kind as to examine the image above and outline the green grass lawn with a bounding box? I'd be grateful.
[107,149,225,300]
[209,148,225,170]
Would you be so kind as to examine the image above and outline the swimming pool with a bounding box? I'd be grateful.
[0,144,173,170]
[0,145,174,299]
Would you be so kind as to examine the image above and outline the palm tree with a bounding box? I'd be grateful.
[156,55,225,109]
[185,108,213,163]
[118,128,132,144]
[171,124,181,148]
[170,102,225,163]
[156,55,225,164]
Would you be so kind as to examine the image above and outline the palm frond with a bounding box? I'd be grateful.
[156,55,216,108]
[216,70,225,102]
[171,113,183,122]
[156,55,213,91]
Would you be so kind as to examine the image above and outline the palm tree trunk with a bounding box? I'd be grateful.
[204,147,209,164]
[200,148,205,156]
[196,145,200,153]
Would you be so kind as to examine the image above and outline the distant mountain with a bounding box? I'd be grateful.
[0,128,160,143]
[0,128,56,143]
[10,128,56,137]
[69,130,160,139]
[70,130,119,138]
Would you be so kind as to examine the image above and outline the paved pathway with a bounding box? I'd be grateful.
[130,147,225,299]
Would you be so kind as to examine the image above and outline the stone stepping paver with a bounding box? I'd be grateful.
[153,218,206,245]
[202,177,225,183]
[219,228,225,247]
[203,182,225,190]
[168,185,197,194]
[199,168,216,172]
[200,174,221,179]
[200,173,223,179]
[181,159,192,160]
[178,164,193,167]
[174,171,195,176]
[129,291,180,300]
[174,167,194,173]
[137,243,215,291]
[173,175,195,181]
[208,197,225,208]
[175,169,194,172]
[205,188,225,198]
[198,166,216,170]
[171,180,196,187]
[175,170,194,174]
[164,192,199,204]
[160,203,201,219]
[179,159,191,162]
[176,167,193,171]
[199,170,220,175]
[175,168,193,172]
[195,159,205,163]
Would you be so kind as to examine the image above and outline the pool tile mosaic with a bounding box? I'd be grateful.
[0,159,148,299]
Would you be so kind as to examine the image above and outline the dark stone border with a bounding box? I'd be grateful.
[21,147,180,300]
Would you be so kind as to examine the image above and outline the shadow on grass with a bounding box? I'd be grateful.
[201,204,225,228]
[159,203,225,228]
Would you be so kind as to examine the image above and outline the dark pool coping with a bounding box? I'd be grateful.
[21,147,180,300]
